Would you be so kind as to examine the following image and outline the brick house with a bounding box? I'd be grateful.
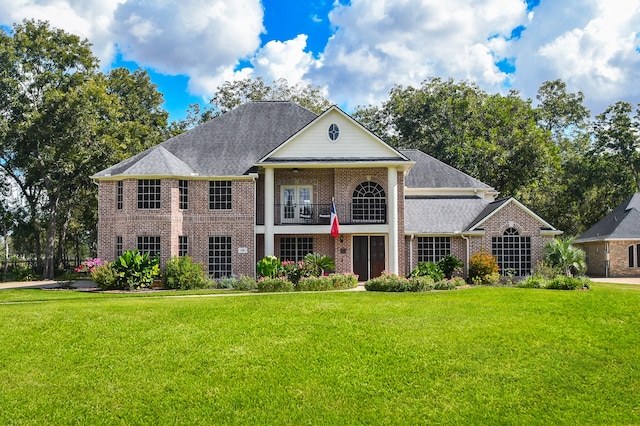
[93,101,561,280]
[574,193,640,278]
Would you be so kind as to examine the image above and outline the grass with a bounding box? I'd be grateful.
[0,283,639,424]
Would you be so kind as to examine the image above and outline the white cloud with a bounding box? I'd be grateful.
[509,0,640,114]
[307,0,529,109]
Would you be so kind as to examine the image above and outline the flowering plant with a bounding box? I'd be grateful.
[75,258,108,274]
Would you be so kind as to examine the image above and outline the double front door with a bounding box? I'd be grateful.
[353,236,385,281]
[282,185,312,223]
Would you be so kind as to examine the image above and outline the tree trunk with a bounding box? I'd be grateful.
[43,195,60,280]
[2,220,8,282]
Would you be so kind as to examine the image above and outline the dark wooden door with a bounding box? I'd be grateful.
[352,236,386,281]
[370,236,385,278]
[353,236,369,281]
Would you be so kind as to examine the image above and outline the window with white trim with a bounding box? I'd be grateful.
[137,179,161,209]
[280,237,313,262]
[137,236,160,257]
[492,228,531,276]
[209,236,232,278]
[418,237,451,263]
[210,181,231,210]
[352,181,386,223]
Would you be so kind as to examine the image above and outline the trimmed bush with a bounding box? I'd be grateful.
[232,275,258,291]
[257,277,294,292]
[408,276,435,292]
[331,273,359,290]
[434,279,457,290]
[163,256,210,290]
[91,263,119,290]
[546,275,590,290]
[365,273,409,292]
[517,275,546,289]
[296,276,334,291]
[469,249,500,285]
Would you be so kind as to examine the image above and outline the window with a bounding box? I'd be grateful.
[328,123,340,141]
[628,244,640,268]
[492,228,531,276]
[116,181,123,210]
[418,237,451,263]
[137,179,161,209]
[179,180,188,210]
[280,237,313,262]
[210,181,231,210]
[116,236,123,258]
[179,236,188,257]
[281,185,312,223]
[352,181,386,223]
[209,236,232,278]
[137,236,160,257]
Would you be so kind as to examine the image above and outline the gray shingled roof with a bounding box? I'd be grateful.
[466,198,511,230]
[93,101,318,178]
[401,149,492,189]
[404,197,490,233]
[575,193,640,242]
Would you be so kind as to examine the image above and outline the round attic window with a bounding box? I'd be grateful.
[328,123,340,141]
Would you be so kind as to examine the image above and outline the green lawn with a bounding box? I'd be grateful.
[1,284,638,424]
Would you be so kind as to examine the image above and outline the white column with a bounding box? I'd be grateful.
[387,166,398,274]
[264,167,275,256]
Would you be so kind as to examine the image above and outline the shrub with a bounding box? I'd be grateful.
[75,258,108,275]
[304,253,336,276]
[544,238,586,277]
[331,273,359,290]
[410,261,445,282]
[546,275,590,290]
[280,260,313,285]
[163,256,210,290]
[517,275,546,289]
[256,255,281,278]
[365,272,409,292]
[408,276,435,292]
[112,249,160,290]
[437,255,464,279]
[296,276,334,291]
[257,277,294,292]
[13,265,36,282]
[450,276,467,287]
[434,279,457,290]
[91,263,120,290]
[469,249,500,285]
[232,275,258,291]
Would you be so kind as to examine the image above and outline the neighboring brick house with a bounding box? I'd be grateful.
[574,193,640,278]
[93,101,561,280]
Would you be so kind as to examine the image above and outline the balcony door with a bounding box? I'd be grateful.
[281,185,312,223]
[353,236,385,281]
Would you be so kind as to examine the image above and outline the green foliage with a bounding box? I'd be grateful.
[408,276,436,292]
[163,256,210,290]
[434,279,457,290]
[91,263,119,290]
[330,273,359,290]
[437,255,464,279]
[410,261,445,282]
[517,275,546,289]
[366,273,443,292]
[12,265,37,282]
[546,276,591,290]
[544,238,586,277]
[296,276,334,292]
[304,253,336,275]
[112,249,160,290]
[256,255,281,278]
[469,249,500,285]
[230,275,258,291]
[257,277,294,293]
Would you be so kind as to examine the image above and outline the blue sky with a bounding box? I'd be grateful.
[1,0,639,121]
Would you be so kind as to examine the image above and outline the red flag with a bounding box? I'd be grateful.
[330,199,340,237]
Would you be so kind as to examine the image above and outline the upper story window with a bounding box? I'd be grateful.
[210,181,232,210]
[116,181,123,210]
[179,180,188,210]
[328,123,340,141]
[418,237,451,263]
[352,181,386,223]
[137,179,161,209]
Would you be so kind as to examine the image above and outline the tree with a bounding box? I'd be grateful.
[0,20,169,278]
[177,77,333,128]
[544,238,586,277]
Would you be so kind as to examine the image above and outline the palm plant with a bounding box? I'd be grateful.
[304,253,335,276]
[543,238,586,277]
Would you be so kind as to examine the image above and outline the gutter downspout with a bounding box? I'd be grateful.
[459,232,470,279]
[409,234,414,271]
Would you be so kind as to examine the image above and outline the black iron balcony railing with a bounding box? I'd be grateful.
[256,203,387,225]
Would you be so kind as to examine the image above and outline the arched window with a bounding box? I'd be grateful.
[492,227,531,276]
[352,182,386,223]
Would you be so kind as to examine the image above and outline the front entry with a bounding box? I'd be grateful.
[353,236,385,281]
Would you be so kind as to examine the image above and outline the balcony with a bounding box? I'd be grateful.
[256,202,387,225]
